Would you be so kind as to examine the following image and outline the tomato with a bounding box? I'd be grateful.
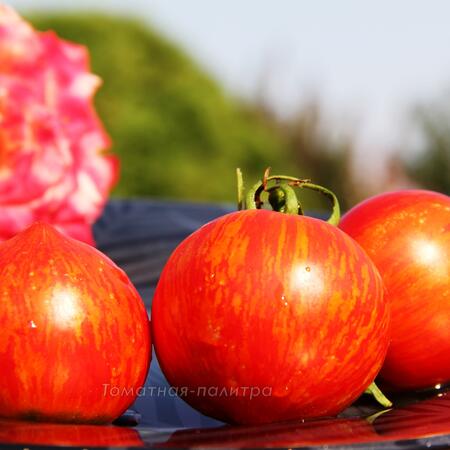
[339,190,450,391]
[0,222,151,423]
[151,208,390,424]
[0,420,144,447]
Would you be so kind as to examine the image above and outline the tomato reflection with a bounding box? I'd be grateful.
[0,420,143,447]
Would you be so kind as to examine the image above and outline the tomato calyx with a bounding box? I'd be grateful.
[237,167,341,225]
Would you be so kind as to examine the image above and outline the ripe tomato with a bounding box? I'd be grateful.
[152,209,390,424]
[0,223,151,423]
[339,190,450,391]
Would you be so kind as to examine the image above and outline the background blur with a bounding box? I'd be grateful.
[9,0,450,211]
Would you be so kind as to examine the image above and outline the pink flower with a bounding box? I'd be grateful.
[0,5,118,245]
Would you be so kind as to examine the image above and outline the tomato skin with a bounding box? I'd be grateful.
[152,209,389,424]
[339,190,450,391]
[0,223,151,423]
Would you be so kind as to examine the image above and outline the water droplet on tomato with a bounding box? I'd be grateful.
[29,320,37,329]
[305,266,311,272]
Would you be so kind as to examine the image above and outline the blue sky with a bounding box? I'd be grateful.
[7,0,450,175]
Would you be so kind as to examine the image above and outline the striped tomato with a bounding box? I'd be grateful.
[0,223,151,423]
[152,188,390,424]
[339,190,450,391]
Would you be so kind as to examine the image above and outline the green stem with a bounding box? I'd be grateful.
[268,185,305,215]
[267,184,300,215]
[245,180,264,210]
[300,182,341,226]
[365,382,392,408]
[243,170,340,226]
[245,175,309,212]
[236,168,245,211]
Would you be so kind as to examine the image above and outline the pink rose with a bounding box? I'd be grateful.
[0,5,118,245]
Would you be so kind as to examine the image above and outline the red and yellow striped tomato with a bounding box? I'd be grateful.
[0,223,151,423]
[152,209,390,424]
[339,190,450,391]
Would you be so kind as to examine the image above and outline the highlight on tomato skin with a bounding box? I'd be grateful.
[151,208,391,425]
[339,189,450,392]
[0,222,151,424]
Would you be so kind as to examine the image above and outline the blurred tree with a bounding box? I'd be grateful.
[406,102,450,195]
[29,13,358,211]
[29,13,290,202]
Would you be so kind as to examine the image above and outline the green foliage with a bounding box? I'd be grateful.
[406,103,450,195]
[29,13,290,202]
[29,13,355,211]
